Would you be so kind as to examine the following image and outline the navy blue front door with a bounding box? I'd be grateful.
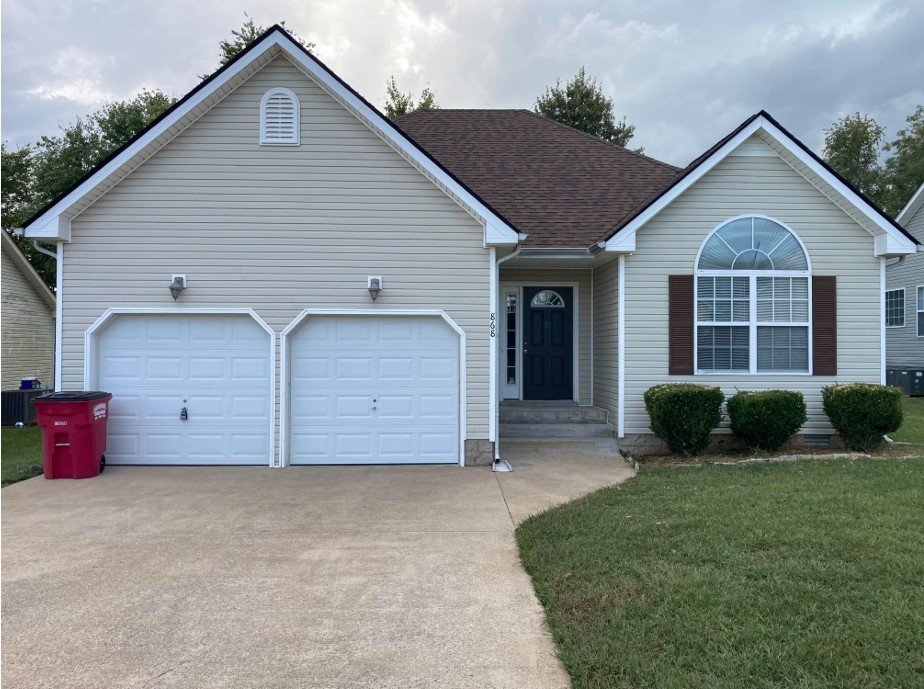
[523,287,573,400]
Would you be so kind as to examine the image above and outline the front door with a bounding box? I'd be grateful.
[523,287,574,400]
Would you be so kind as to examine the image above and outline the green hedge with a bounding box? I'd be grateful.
[727,390,807,452]
[644,383,724,456]
[822,383,903,451]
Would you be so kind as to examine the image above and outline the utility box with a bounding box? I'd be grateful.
[32,392,112,479]
[1,389,45,426]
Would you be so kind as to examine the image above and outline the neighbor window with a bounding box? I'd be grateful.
[260,87,300,145]
[885,289,905,327]
[696,216,810,373]
[918,286,924,337]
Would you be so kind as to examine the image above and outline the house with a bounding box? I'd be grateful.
[886,182,924,374]
[19,26,919,465]
[1,230,55,391]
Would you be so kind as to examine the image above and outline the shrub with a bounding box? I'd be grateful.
[821,383,904,451]
[727,390,807,452]
[644,383,724,456]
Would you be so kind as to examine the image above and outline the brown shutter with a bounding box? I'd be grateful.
[812,275,837,376]
[669,275,694,375]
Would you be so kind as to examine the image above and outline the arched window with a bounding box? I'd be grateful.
[530,290,565,308]
[260,88,300,145]
[695,216,811,373]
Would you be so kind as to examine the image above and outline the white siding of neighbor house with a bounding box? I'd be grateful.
[886,203,924,368]
[592,259,619,417]
[1,244,55,390]
[499,268,592,404]
[624,137,882,435]
[61,55,492,448]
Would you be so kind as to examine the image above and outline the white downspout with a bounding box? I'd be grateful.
[618,254,626,438]
[880,257,886,385]
[492,246,523,471]
[32,240,57,260]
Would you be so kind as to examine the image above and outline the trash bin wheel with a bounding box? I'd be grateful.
[99,455,106,474]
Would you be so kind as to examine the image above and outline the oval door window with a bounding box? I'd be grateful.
[530,290,565,308]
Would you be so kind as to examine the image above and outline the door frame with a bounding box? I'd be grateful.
[280,309,467,468]
[84,307,277,467]
[499,283,579,402]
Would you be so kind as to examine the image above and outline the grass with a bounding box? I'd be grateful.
[517,458,924,689]
[1,426,45,486]
[891,395,924,445]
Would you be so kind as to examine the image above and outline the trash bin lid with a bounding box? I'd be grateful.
[33,391,111,402]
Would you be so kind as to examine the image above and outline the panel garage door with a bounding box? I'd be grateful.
[97,314,272,465]
[289,316,459,464]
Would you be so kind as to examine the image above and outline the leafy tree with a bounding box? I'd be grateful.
[823,112,886,202]
[208,13,314,76]
[534,67,636,147]
[384,76,440,118]
[882,105,924,215]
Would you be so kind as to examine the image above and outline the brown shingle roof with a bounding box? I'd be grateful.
[394,109,681,248]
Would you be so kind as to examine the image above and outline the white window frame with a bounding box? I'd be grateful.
[885,288,905,328]
[260,87,300,146]
[694,215,813,376]
[918,285,924,338]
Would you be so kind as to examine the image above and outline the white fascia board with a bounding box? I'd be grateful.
[25,215,71,241]
[604,229,635,253]
[896,183,924,225]
[605,115,918,255]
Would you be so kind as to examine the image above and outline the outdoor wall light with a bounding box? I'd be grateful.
[170,275,187,300]
[367,276,383,302]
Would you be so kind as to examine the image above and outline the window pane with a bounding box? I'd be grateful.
[506,293,517,384]
[698,326,749,371]
[885,289,905,327]
[757,277,809,323]
[698,277,748,322]
[718,218,753,254]
[767,232,808,270]
[757,326,809,371]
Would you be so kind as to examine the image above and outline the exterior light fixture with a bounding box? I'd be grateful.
[170,275,187,301]
[367,276,383,302]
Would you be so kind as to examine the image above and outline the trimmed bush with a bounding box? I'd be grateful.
[727,390,807,452]
[821,383,904,451]
[644,383,724,456]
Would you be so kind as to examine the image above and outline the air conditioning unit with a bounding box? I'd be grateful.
[1,389,46,426]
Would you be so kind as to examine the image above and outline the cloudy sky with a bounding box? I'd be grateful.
[2,0,922,166]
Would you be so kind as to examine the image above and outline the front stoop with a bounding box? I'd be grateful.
[499,401,620,455]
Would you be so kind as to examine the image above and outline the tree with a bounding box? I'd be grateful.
[881,105,924,215]
[384,76,440,118]
[823,112,886,202]
[534,67,636,147]
[208,13,314,75]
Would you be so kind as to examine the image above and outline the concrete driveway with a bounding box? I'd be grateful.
[2,452,632,688]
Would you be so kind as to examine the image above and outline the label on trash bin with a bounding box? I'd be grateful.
[54,420,67,426]
[93,403,107,420]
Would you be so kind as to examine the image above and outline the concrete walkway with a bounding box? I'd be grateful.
[2,454,632,688]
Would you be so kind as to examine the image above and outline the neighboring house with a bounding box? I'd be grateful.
[886,182,924,370]
[1,231,55,391]
[19,26,919,465]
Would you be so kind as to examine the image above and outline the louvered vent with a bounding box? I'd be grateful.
[260,88,300,145]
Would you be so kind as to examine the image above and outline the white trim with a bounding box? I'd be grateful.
[605,114,918,257]
[489,247,497,443]
[617,254,626,438]
[259,87,300,145]
[23,29,519,247]
[83,308,277,467]
[280,309,466,467]
[897,183,924,225]
[884,287,906,328]
[881,260,886,383]
[54,242,63,390]
[917,285,924,338]
[500,285,521,399]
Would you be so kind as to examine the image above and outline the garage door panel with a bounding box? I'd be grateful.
[98,314,271,465]
[289,315,459,465]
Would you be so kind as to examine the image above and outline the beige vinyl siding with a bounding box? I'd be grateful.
[592,259,619,416]
[886,206,924,368]
[624,140,881,435]
[62,55,491,450]
[499,268,592,404]
[1,245,55,390]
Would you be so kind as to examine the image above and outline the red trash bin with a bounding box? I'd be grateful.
[32,391,112,479]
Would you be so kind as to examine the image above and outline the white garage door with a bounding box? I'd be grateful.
[289,316,459,464]
[97,314,272,465]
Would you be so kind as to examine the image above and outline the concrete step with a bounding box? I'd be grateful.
[499,422,616,439]
[499,405,609,424]
[499,437,622,457]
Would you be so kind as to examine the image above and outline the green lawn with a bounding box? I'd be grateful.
[517,458,924,689]
[891,395,924,445]
[1,426,45,486]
